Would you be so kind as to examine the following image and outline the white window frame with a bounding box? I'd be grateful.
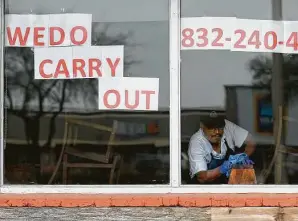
[1,0,298,194]
[0,0,5,188]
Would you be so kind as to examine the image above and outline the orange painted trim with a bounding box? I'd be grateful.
[0,193,297,207]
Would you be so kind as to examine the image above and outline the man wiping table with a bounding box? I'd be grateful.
[188,111,256,184]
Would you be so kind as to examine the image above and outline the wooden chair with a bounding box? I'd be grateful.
[61,118,122,184]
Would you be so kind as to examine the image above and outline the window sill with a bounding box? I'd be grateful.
[0,192,297,207]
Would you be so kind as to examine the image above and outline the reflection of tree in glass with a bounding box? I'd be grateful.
[248,54,298,101]
[4,23,138,164]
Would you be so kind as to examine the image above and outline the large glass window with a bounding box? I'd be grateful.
[181,0,297,185]
[2,0,298,192]
[3,0,170,185]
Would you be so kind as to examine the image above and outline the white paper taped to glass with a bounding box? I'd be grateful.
[181,17,298,54]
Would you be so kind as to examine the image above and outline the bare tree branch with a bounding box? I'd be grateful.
[4,25,139,152]
[45,81,68,147]
[248,54,298,103]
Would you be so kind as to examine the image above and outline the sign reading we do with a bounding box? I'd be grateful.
[5,13,159,111]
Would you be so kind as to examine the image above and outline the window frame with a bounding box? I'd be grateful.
[1,0,297,194]
[0,0,5,187]
[0,0,179,192]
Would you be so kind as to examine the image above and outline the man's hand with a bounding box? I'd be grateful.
[197,154,254,183]
[244,134,256,156]
[219,154,248,174]
[219,160,233,175]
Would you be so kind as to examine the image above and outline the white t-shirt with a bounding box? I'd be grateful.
[188,119,249,178]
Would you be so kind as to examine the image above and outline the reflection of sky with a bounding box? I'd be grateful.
[6,0,169,22]
[6,0,298,110]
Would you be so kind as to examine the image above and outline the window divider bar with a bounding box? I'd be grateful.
[0,0,5,186]
[169,0,181,188]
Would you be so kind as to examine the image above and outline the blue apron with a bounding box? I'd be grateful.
[191,139,235,184]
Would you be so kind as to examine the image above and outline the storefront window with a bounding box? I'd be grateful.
[180,0,297,185]
[3,0,298,192]
[3,0,170,185]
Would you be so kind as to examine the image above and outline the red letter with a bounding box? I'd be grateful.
[73,59,86,78]
[39,59,53,79]
[141,90,155,110]
[88,59,102,77]
[6,27,30,46]
[70,26,87,45]
[49,27,65,46]
[106,58,120,77]
[103,90,120,109]
[54,59,70,78]
[125,90,139,109]
[33,27,45,46]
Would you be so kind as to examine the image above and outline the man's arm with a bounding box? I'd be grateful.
[198,135,256,183]
[226,120,256,156]
[188,138,230,183]
[243,134,256,156]
[196,167,222,183]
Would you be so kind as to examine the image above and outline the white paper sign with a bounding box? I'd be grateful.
[98,77,159,111]
[231,19,263,52]
[231,19,284,53]
[34,46,124,79]
[181,17,298,54]
[260,20,284,53]
[5,14,50,47]
[207,17,236,50]
[181,17,236,50]
[181,17,210,50]
[283,21,298,54]
[5,14,92,47]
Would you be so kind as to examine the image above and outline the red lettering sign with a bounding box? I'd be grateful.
[38,58,121,79]
[34,46,124,79]
[70,26,88,46]
[5,14,93,47]
[98,78,159,111]
[107,58,121,77]
[141,90,156,110]
[125,90,139,109]
[39,59,53,79]
[6,25,89,47]
[6,27,30,46]
[49,27,65,46]
[33,27,45,46]
[103,90,121,108]
[103,90,155,110]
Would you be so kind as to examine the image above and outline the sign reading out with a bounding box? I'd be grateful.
[98,77,159,111]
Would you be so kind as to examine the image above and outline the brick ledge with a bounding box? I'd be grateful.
[0,193,297,207]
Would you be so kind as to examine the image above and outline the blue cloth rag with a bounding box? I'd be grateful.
[225,153,254,177]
